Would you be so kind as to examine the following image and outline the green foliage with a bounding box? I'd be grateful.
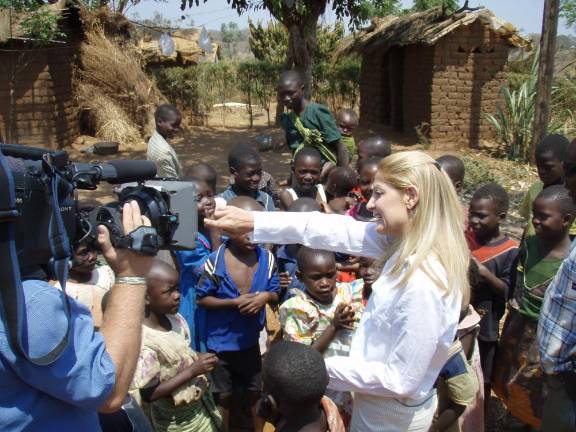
[221,21,242,58]
[153,66,205,118]
[561,0,576,28]
[1,0,65,43]
[313,56,361,111]
[550,77,576,138]
[487,51,538,162]
[19,8,65,42]
[248,20,288,65]
[237,60,280,126]
[410,0,459,12]
[153,62,237,124]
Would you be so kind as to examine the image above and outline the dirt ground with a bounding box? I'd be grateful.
[70,105,529,431]
[72,104,454,203]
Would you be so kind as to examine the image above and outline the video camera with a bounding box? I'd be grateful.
[0,143,197,281]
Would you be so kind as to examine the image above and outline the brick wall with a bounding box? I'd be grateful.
[0,45,79,150]
[403,44,435,135]
[359,50,386,124]
[430,21,509,148]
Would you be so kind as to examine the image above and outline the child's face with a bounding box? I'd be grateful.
[195,180,215,219]
[358,257,377,287]
[532,196,571,240]
[157,113,181,139]
[146,273,181,315]
[72,244,97,274]
[359,164,378,200]
[229,231,257,253]
[336,113,357,137]
[232,160,262,193]
[536,151,564,187]
[293,156,321,193]
[468,198,503,240]
[299,257,337,305]
[277,81,303,110]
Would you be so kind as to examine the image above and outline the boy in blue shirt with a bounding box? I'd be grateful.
[219,144,276,212]
[174,175,221,351]
[197,196,280,432]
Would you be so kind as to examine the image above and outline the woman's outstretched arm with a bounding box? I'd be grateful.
[205,207,389,258]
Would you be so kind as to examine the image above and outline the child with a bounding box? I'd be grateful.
[54,199,115,328]
[467,183,519,406]
[131,260,223,432]
[335,108,359,161]
[520,133,576,238]
[53,241,114,328]
[277,70,348,171]
[147,104,182,179]
[277,198,323,301]
[493,185,574,429]
[356,256,377,304]
[325,167,357,214]
[186,163,219,194]
[355,135,391,170]
[430,338,480,432]
[218,144,276,212]
[279,247,362,426]
[196,196,280,432]
[348,156,380,221]
[279,147,327,210]
[437,155,465,195]
[174,176,220,351]
[259,341,345,432]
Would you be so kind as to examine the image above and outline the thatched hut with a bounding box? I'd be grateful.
[0,1,81,149]
[137,28,220,66]
[338,7,531,148]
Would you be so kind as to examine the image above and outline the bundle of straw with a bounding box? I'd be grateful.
[76,83,141,148]
[76,27,166,140]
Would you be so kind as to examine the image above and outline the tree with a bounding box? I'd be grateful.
[183,0,399,97]
[410,0,459,12]
[561,0,576,27]
[220,21,241,57]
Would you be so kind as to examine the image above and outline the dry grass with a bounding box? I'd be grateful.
[75,26,166,141]
[76,83,142,148]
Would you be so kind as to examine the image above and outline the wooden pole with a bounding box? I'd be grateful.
[531,0,560,160]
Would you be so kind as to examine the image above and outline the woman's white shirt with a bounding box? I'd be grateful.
[253,211,462,401]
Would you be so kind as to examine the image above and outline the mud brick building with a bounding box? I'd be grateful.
[0,44,78,150]
[338,8,531,148]
[0,2,81,150]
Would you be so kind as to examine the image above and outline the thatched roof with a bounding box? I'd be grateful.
[336,7,531,58]
[137,28,220,65]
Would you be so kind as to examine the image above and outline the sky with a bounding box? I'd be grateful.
[128,0,574,36]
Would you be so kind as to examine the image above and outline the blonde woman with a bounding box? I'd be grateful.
[206,151,470,432]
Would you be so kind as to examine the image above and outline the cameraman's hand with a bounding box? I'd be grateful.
[98,201,153,278]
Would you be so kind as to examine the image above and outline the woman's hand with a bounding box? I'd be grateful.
[204,206,255,237]
[98,201,153,278]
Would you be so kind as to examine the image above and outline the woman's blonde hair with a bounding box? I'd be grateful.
[377,151,470,304]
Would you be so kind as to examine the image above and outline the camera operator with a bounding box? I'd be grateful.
[0,201,153,431]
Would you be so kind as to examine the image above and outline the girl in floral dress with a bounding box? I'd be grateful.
[131,260,223,432]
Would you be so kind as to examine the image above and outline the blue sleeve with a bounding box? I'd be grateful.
[196,266,218,298]
[175,240,211,279]
[267,263,281,295]
[10,281,115,409]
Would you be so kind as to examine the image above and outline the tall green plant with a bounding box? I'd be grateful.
[487,50,538,162]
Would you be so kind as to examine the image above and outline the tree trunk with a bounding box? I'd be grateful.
[531,0,560,161]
